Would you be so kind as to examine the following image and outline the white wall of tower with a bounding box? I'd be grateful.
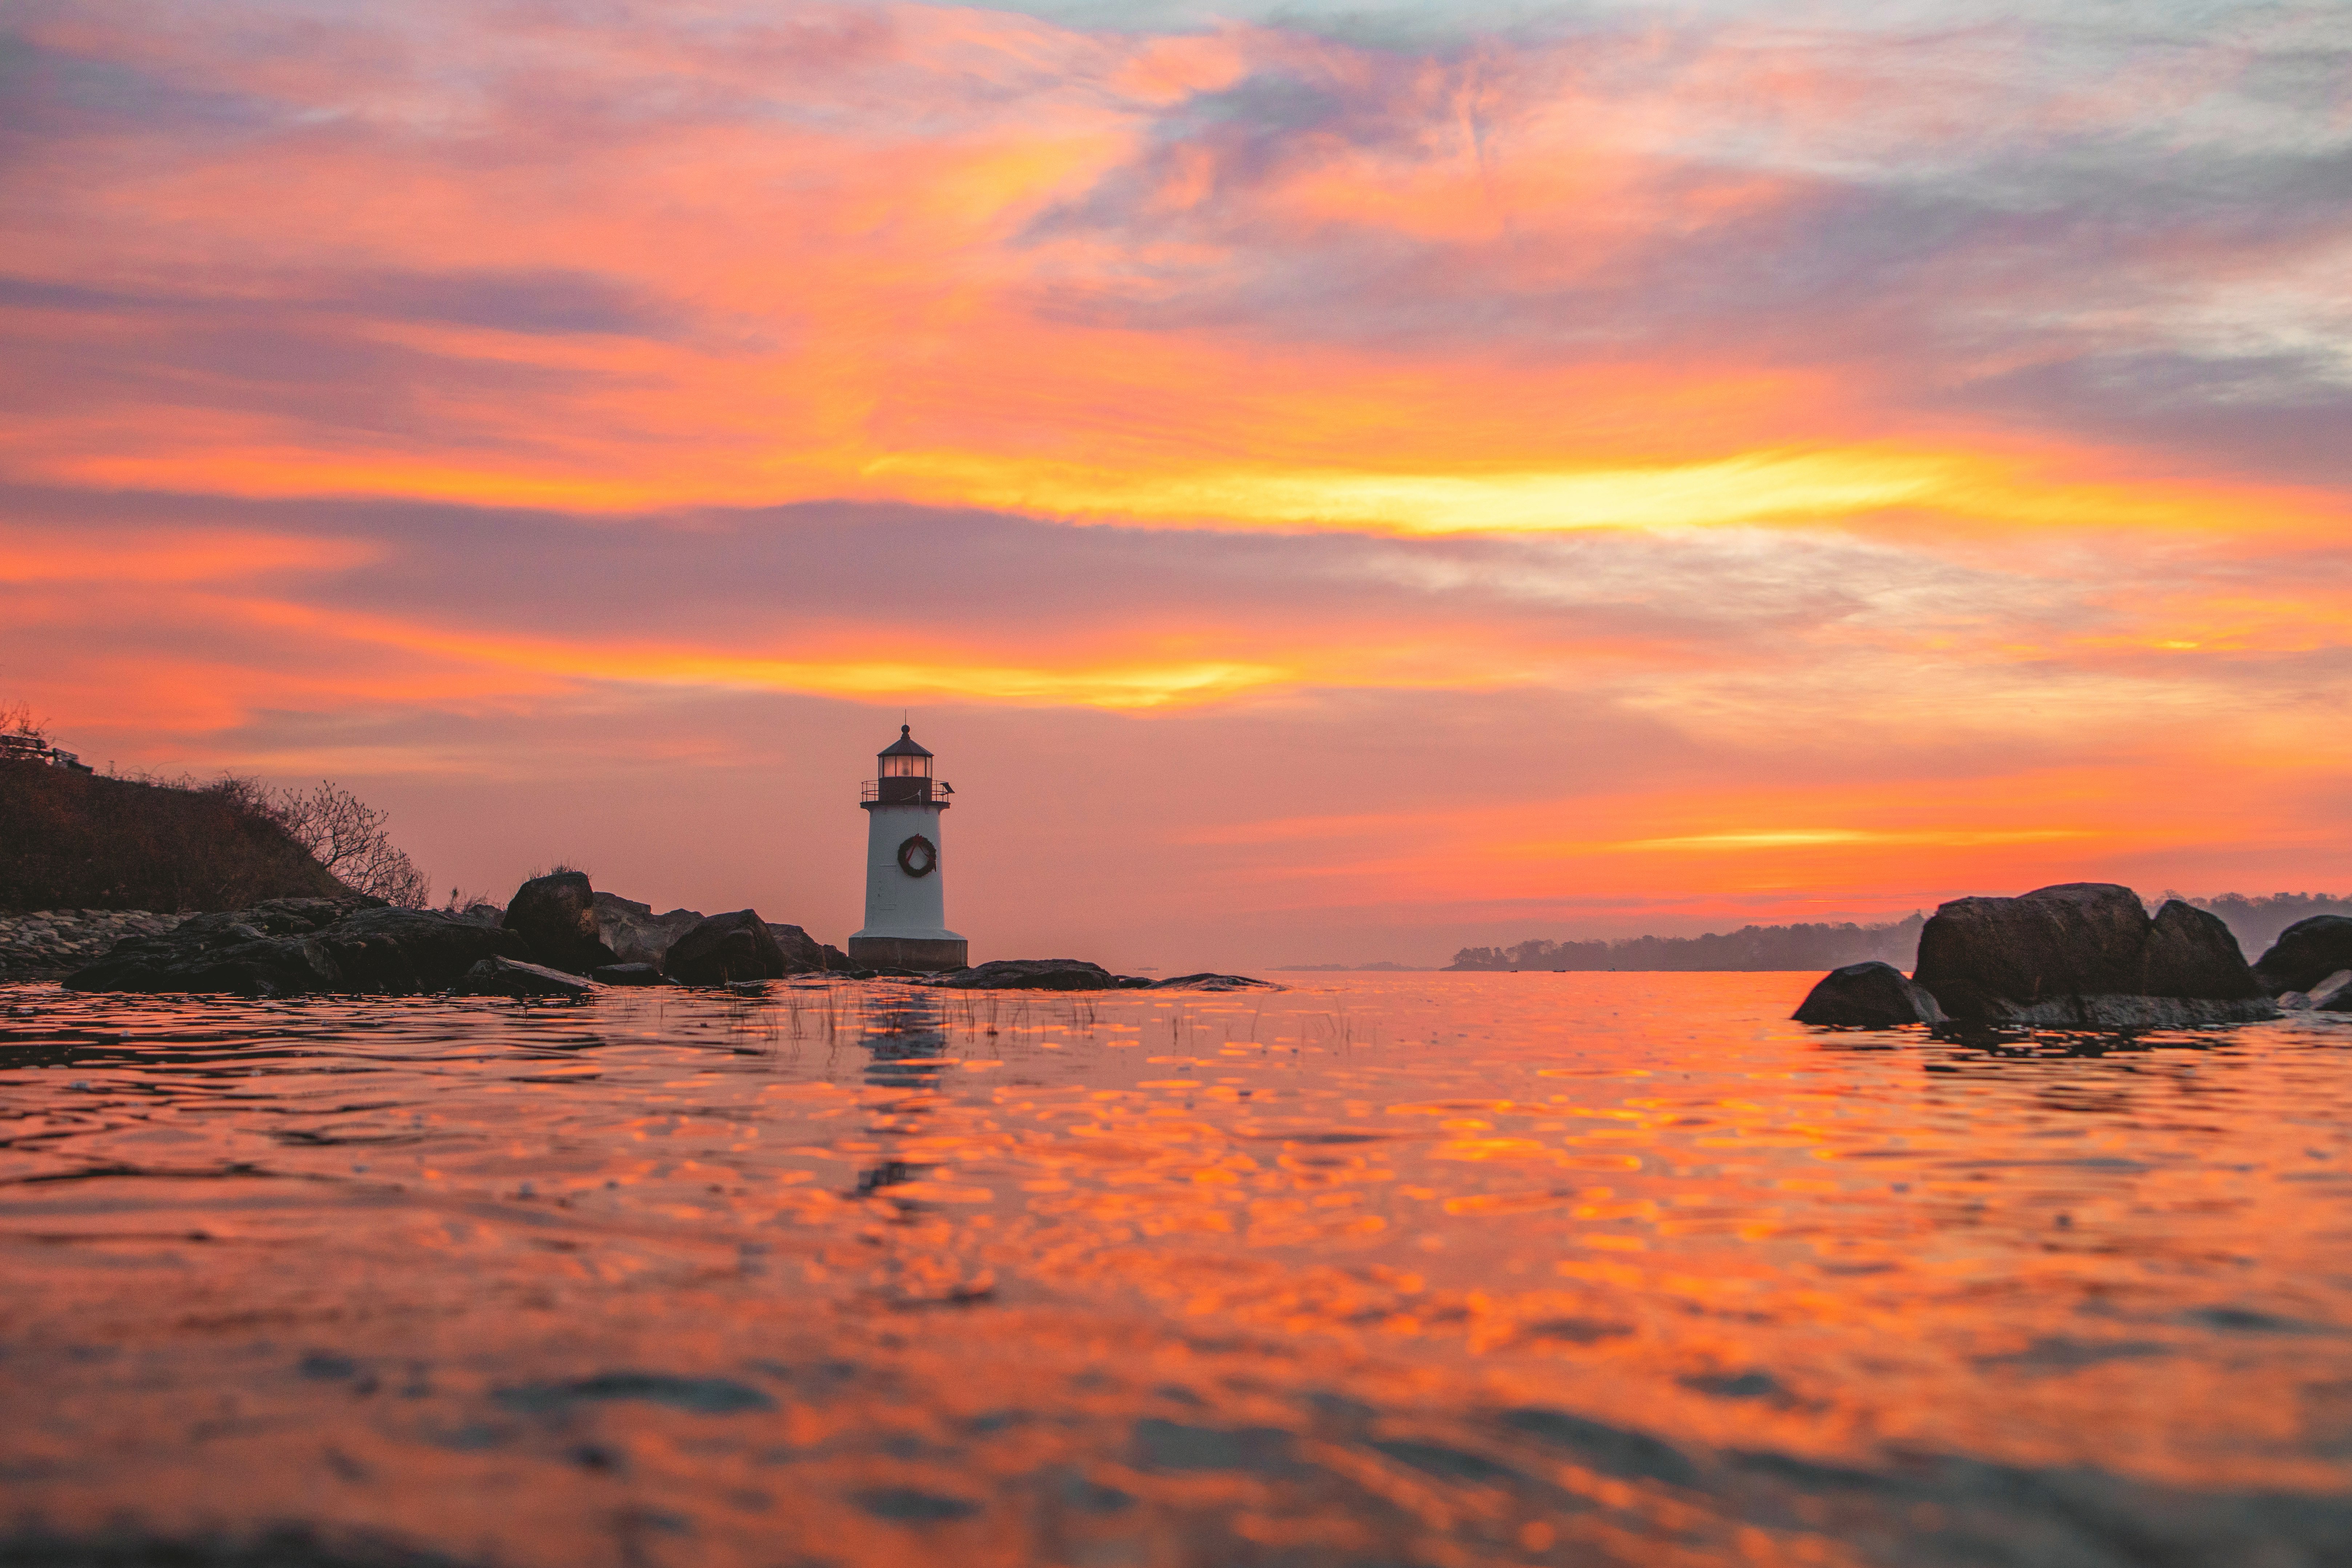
[851,803,962,942]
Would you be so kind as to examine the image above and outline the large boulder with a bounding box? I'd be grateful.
[1912,883,2274,1027]
[63,898,531,996]
[1793,961,1948,1026]
[2140,900,2266,998]
[663,910,788,985]
[933,959,1130,990]
[2254,916,2352,996]
[503,872,616,975]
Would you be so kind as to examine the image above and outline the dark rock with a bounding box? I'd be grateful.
[457,957,597,997]
[320,907,534,992]
[663,910,788,985]
[593,962,669,986]
[594,892,706,968]
[1793,961,1948,1026]
[1914,883,2147,1017]
[1152,973,1276,991]
[503,872,616,975]
[1913,883,2274,1026]
[2140,900,2267,1000]
[934,959,1122,990]
[2254,916,2352,996]
[767,921,851,973]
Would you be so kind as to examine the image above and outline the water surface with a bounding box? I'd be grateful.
[4,974,2349,1566]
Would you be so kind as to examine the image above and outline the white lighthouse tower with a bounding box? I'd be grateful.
[847,725,968,971]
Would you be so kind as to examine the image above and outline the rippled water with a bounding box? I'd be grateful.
[4,973,2351,1567]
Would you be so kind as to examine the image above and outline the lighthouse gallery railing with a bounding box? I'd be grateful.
[860,778,953,807]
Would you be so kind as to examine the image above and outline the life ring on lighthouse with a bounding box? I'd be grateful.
[896,834,938,878]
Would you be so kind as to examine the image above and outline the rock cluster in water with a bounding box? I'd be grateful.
[1793,882,2351,1029]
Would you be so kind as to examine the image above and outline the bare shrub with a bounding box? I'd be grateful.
[269,780,432,908]
[0,700,46,741]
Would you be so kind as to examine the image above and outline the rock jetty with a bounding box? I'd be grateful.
[1795,882,2279,1029]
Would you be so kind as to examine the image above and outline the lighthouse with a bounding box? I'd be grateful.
[847,725,969,971]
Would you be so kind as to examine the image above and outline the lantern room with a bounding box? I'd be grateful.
[866,725,950,807]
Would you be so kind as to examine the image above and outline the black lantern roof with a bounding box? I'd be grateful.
[879,724,932,759]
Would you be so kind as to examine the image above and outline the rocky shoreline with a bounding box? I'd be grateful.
[9,870,1271,998]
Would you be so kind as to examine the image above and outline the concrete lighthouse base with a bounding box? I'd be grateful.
[848,936,969,971]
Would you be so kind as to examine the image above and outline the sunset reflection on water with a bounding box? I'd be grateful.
[4,974,2349,1567]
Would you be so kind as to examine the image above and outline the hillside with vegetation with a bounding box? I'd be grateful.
[1,709,430,914]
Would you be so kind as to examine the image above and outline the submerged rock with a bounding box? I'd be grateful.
[934,959,1124,990]
[663,910,788,985]
[503,872,617,975]
[2254,916,2352,997]
[1793,961,1948,1026]
[1911,883,2273,1026]
[592,962,669,986]
[457,956,597,997]
[1153,973,1277,991]
[926,961,1273,991]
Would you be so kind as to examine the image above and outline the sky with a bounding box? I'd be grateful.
[2,0,2347,970]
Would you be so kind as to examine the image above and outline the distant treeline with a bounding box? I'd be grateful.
[1450,892,2352,973]
[1450,914,1926,973]
[2178,893,2352,954]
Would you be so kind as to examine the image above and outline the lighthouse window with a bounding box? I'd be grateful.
[882,754,930,778]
